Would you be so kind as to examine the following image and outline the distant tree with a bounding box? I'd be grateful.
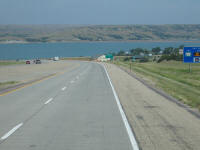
[163,47,174,55]
[117,50,126,56]
[157,46,183,63]
[139,57,149,62]
[130,48,144,55]
[179,45,184,49]
[111,52,116,56]
[152,47,161,55]
[123,57,131,61]
[144,49,149,54]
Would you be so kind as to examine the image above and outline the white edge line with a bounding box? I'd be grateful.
[45,98,53,105]
[1,123,23,141]
[103,64,139,150]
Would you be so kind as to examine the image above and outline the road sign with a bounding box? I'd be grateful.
[105,54,113,60]
[183,47,200,63]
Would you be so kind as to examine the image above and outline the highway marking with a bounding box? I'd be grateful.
[0,63,81,97]
[62,86,67,91]
[0,74,57,97]
[1,123,23,141]
[45,98,53,105]
[76,76,79,79]
[103,64,139,150]
[70,80,74,83]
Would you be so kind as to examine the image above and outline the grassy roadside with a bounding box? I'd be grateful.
[0,81,19,90]
[0,61,24,66]
[61,57,92,61]
[113,60,200,111]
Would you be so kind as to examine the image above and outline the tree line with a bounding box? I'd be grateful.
[112,45,184,63]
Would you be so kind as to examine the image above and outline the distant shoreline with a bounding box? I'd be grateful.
[1,40,200,44]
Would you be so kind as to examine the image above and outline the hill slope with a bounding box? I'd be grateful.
[0,24,200,43]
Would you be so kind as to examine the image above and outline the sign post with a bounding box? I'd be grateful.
[189,63,191,73]
[183,47,200,73]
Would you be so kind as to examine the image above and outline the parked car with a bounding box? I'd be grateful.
[26,60,31,64]
[35,59,41,64]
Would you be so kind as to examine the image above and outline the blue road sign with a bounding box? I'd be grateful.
[183,47,200,63]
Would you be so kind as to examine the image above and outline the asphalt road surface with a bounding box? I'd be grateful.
[0,62,134,150]
[1,61,200,150]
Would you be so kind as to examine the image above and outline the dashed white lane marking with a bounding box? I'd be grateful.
[1,123,23,141]
[70,80,74,83]
[103,65,139,150]
[61,86,67,91]
[45,98,53,105]
[76,76,79,79]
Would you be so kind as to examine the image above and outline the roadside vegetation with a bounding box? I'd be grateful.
[0,61,24,66]
[110,46,200,111]
[0,81,19,90]
[113,61,200,111]
[61,57,92,61]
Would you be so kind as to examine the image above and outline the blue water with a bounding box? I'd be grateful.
[0,42,200,60]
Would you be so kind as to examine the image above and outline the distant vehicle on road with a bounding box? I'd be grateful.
[26,60,31,64]
[35,59,41,64]
[53,56,59,61]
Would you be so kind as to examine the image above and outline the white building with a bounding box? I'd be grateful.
[97,55,110,62]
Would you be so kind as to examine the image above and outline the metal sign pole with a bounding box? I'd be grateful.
[189,63,191,73]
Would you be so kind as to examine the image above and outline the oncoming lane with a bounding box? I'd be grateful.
[0,61,135,150]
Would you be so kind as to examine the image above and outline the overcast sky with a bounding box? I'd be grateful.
[0,0,199,24]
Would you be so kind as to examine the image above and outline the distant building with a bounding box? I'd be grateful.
[97,54,113,62]
[97,55,110,62]
[125,51,129,55]
[179,49,183,55]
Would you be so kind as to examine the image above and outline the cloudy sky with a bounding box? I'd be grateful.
[0,0,199,24]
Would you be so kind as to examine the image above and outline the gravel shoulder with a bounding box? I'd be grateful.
[0,60,79,90]
[105,63,200,150]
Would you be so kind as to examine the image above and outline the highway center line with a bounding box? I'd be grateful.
[61,87,67,91]
[103,64,139,150]
[44,98,53,105]
[1,123,23,141]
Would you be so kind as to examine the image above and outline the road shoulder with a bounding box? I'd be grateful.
[105,63,200,150]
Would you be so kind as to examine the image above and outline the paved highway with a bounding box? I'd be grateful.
[0,62,136,150]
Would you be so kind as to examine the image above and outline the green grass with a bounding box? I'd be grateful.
[0,81,19,90]
[61,57,92,61]
[0,61,24,66]
[113,60,200,111]
[0,81,19,86]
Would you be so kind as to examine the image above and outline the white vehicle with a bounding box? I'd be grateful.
[53,56,59,61]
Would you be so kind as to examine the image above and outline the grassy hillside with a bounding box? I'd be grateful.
[0,24,200,43]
